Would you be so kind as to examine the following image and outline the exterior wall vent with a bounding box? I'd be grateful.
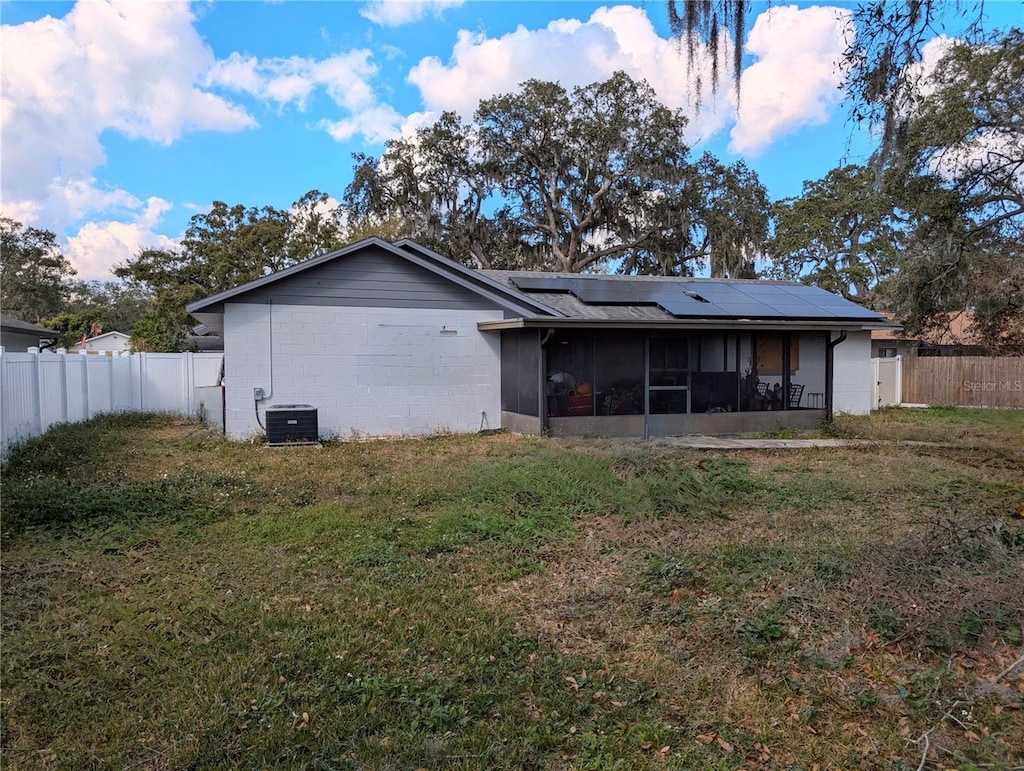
[265,404,319,446]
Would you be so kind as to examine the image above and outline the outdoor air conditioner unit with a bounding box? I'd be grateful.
[265,404,319,446]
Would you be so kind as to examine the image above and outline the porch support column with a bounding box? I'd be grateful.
[782,333,792,411]
[538,328,554,434]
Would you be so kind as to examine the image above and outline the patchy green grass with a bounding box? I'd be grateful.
[2,410,1022,769]
[836,404,1024,446]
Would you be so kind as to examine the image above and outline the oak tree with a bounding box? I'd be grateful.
[0,217,77,323]
[882,29,1023,351]
[117,191,346,351]
[768,165,900,305]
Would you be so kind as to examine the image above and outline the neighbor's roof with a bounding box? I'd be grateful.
[80,331,130,343]
[0,314,58,336]
[871,311,981,346]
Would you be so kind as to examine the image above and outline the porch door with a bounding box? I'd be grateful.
[645,336,689,438]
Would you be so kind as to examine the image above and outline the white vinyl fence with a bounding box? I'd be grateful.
[1,348,224,456]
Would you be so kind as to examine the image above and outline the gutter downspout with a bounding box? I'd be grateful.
[539,329,554,435]
[825,331,848,424]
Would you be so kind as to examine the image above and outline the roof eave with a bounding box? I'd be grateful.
[393,240,564,318]
[478,317,894,332]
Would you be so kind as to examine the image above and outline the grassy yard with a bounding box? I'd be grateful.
[2,409,1022,770]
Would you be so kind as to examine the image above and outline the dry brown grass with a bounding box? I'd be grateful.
[2,409,1022,769]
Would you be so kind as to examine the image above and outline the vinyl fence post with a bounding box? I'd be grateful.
[108,351,116,414]
[30,348,43,437]
[60,349,69,423]
[128,353,139,411]
[183,351,194,417]
[894,355,903,406]
[139,352,146,412]
[81,350,91,419]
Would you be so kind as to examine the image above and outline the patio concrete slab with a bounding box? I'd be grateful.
[646,436,879,449]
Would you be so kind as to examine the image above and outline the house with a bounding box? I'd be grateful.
[0,314,58,352]
[70,330,132,353]
[186,238,895,441]
[871,311,992,358]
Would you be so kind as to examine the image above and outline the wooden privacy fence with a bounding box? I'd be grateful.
[902,356,1024,408]
[1,348,224,457]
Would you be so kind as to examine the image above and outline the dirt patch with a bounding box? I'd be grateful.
[484,514,645,659]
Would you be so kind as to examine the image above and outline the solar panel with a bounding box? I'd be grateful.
[732,283,792,298]
[639,291,724,317]
[573,280,644,304]
[756,300,833,317]
[710,283,832,318]
[709,301,778,317]
[680,280,742,292]
[783,286,886,319]
[506,273,887,321]
[813,303,883,319]
[682,284,746,300]
[508,275,575,293]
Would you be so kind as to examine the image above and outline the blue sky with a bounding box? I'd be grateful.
[2,0,1020,280]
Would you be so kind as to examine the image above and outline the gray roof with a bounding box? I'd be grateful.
[184,238,891,329]
[0,314,58,335]
[481,271,889,324]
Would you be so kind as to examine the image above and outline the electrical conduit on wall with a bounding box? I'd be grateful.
[254,299,274,431]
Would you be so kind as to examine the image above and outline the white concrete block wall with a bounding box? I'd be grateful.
[832,331,873,415]
[223,303,504,440]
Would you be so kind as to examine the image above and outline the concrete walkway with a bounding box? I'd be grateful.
[647,436,879,449]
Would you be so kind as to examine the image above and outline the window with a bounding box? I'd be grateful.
[876,347,897,358]
[756,332,799,375]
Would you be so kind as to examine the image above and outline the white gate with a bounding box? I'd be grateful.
[871,356,902,409]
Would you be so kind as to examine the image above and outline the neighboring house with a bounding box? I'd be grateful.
[187,238,895,441]
[0,314,58,352]
[871,311,990,358]
[70,331,132,353]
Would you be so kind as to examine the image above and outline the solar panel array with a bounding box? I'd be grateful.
[508,275,881,320]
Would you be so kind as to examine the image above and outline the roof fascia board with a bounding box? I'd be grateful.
[477,318,895,332]
[0,320,59,335]
[394,240,564,318]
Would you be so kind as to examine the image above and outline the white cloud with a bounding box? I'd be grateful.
[730,5,853,155]
[405,5,736,144]
[1,0,255,213]
[206,50,403,140]
[360,0,464,27]
[909,37,1023,189]
[319,104,406,144]
[903,35,956,109]
[64,197,179,281]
